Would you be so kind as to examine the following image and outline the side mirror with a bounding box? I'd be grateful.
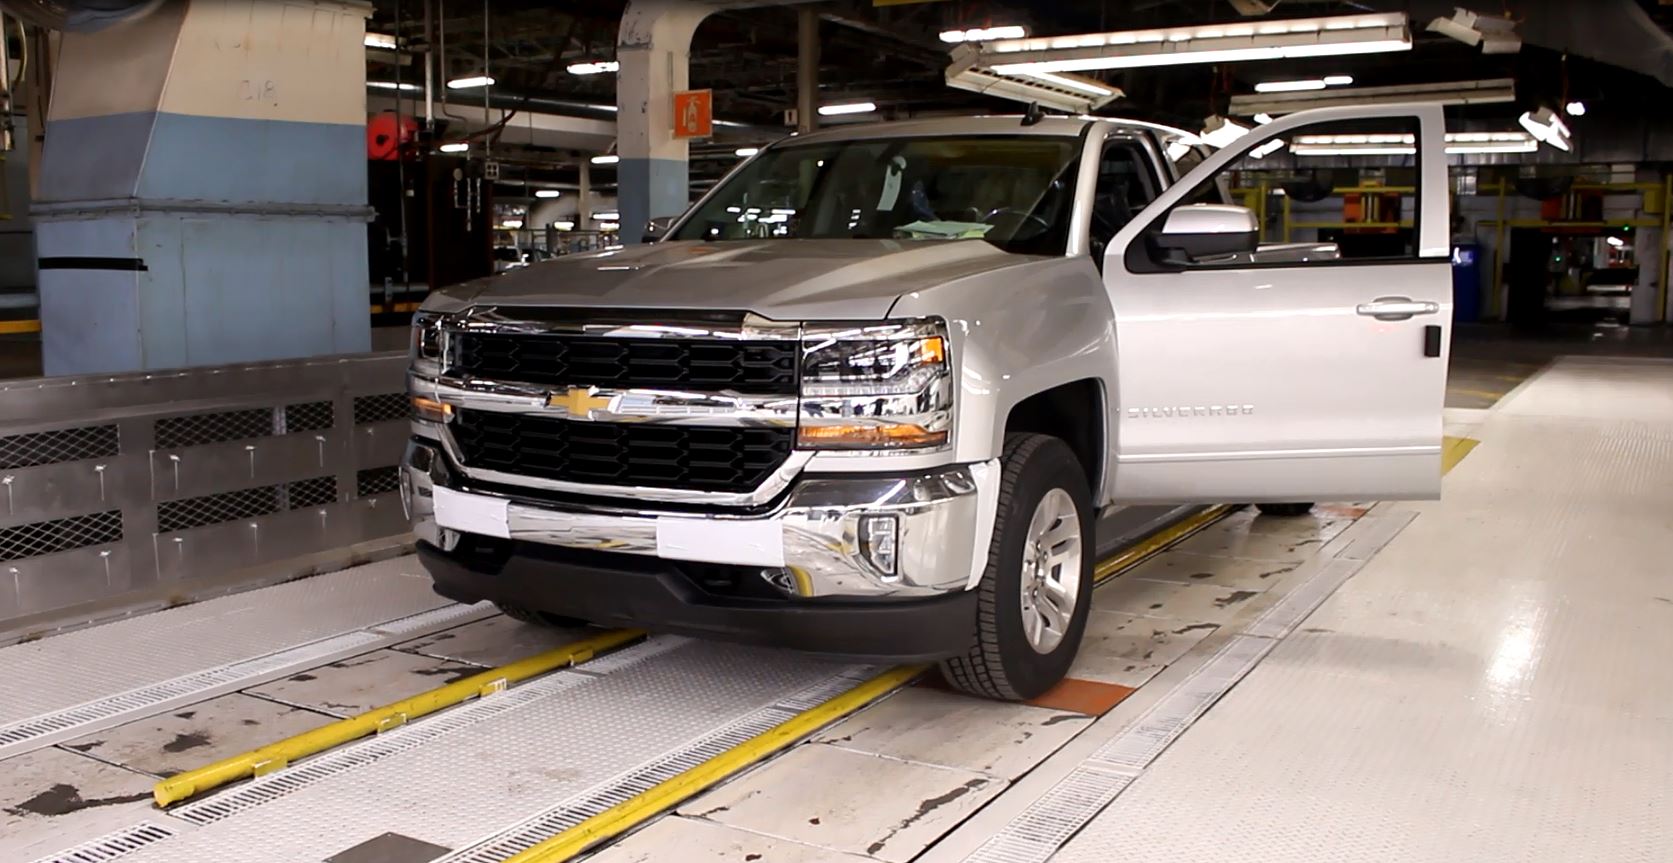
[644,216,676,241]
[1152,204,1259,265]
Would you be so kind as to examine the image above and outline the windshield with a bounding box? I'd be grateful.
[670,135,1082,254]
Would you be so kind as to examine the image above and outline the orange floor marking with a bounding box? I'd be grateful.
[1024,677,1135,716]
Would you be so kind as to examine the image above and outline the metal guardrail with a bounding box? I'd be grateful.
[0,352,412,635]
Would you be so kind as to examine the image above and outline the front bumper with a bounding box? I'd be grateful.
[402,438,998,601]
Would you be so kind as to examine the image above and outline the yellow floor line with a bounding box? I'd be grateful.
[1442,436,1480,475]
[1094,506,1232,583]
[507,506,1236,863]
[0,319,41,335]
[152,507,1233,841]
[1448,387,1508,401]
[504,666,926,863]
[152,627,644,807]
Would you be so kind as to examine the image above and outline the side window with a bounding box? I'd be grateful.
[1089,141,1161,265]
[1132,116,1423,272]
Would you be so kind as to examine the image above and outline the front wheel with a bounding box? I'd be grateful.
[940,433,1094,701]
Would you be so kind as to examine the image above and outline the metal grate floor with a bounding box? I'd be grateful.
[0,557,450,729]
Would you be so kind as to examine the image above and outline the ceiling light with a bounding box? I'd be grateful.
[980,13,1410,74]
[735,147,760,157]
[1322,74,1354,86]
[1018,70,1117,97]
[819,101,877,116]
[1230,78,1513,116]
[1253,112,1274,124]
[1606,236,1625,248]
[447,75,495,89]
[1427,7,1521,54]
[367,81,421,92]
[944,46,1123,113]
[1256,79,1327,93]
[438,142,468,153]
[1286,130,1538,156]
[1248,138,1287,159]
[534,190,561,199]
[1200,115,1251,149]
[590,155,620,165]
[594,211,620,221]
[500,219,524,229]
[940,25,1027,43]
[1518,107,1571,151]
[553,220,576,231]
[568,61,620,75]
[364,32,398,50]
[1565,100,1586,116]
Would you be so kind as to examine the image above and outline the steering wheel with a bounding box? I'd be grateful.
[982,207,1051,239]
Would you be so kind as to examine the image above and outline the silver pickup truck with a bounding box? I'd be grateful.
[403,104,1452,700]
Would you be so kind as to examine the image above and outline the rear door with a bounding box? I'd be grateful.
[1103,103,1452,503]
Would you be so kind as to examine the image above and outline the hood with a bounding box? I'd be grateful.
[439,239,1035,321]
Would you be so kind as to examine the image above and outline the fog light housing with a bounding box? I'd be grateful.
[859,515,900,578]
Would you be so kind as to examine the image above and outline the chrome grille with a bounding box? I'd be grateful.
[451,333,798,395]
[451,409,793,493]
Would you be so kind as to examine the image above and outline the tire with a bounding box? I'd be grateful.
[1256,502,1315,517]
[495,602,590,629]
[939,433,1094,701]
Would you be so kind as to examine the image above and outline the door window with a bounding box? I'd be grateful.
[1130,116,1424,272]
[1089,141,1162,265]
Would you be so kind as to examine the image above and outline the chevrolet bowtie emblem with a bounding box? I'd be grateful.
[549,387,613,417]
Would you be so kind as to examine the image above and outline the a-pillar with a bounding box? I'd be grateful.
[33,0,372,374]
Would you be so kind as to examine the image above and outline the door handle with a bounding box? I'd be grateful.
[1356,296,1440,321]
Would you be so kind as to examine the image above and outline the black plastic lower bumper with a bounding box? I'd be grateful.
[415,539,977,663]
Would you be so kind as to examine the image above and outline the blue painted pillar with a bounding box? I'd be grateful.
[34,0,372,375]
[615,1,709,246]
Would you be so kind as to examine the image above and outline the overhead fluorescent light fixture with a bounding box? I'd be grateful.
[1565,101,1586,116]
[735,147,760,157]
[818,101,878,116]
[979,13,1410,75]
[944,45,1123,113]
[1606,236,1625,248]
[1288,131,1537,156]
[1200,115,1251,149]
[364,32,398,50]
[500,219,524,229]
[438,142,469,153]
[568,61,620,75]
[1255,79,1326,93]
[594,211,620,221]
[553,220,576,231]
[1427,7,1521,54]
[534,189,561,199]
[1230,78,1513,116]
[447,75,495,89]
[1519,107,1571,151]
[590,154,620,165]
[1248,138,1288,159]
[940,25,1027,43]
[1322,74,1354,86]
[368,81,421,92]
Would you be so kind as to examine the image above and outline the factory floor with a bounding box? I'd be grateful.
[4,347,1671,862]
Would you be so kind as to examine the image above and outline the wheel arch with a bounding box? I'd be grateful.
[1003,378,1107,498]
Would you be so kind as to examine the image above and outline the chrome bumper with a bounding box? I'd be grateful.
[402,439,998,600]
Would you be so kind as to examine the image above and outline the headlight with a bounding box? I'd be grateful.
[797,319,952,450]
[409,311,446,377]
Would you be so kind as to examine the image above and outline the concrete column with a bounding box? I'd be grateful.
[578,159,593,228]
[34,0,372,375]
[796,6,818,135]
[616,0,708,245]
